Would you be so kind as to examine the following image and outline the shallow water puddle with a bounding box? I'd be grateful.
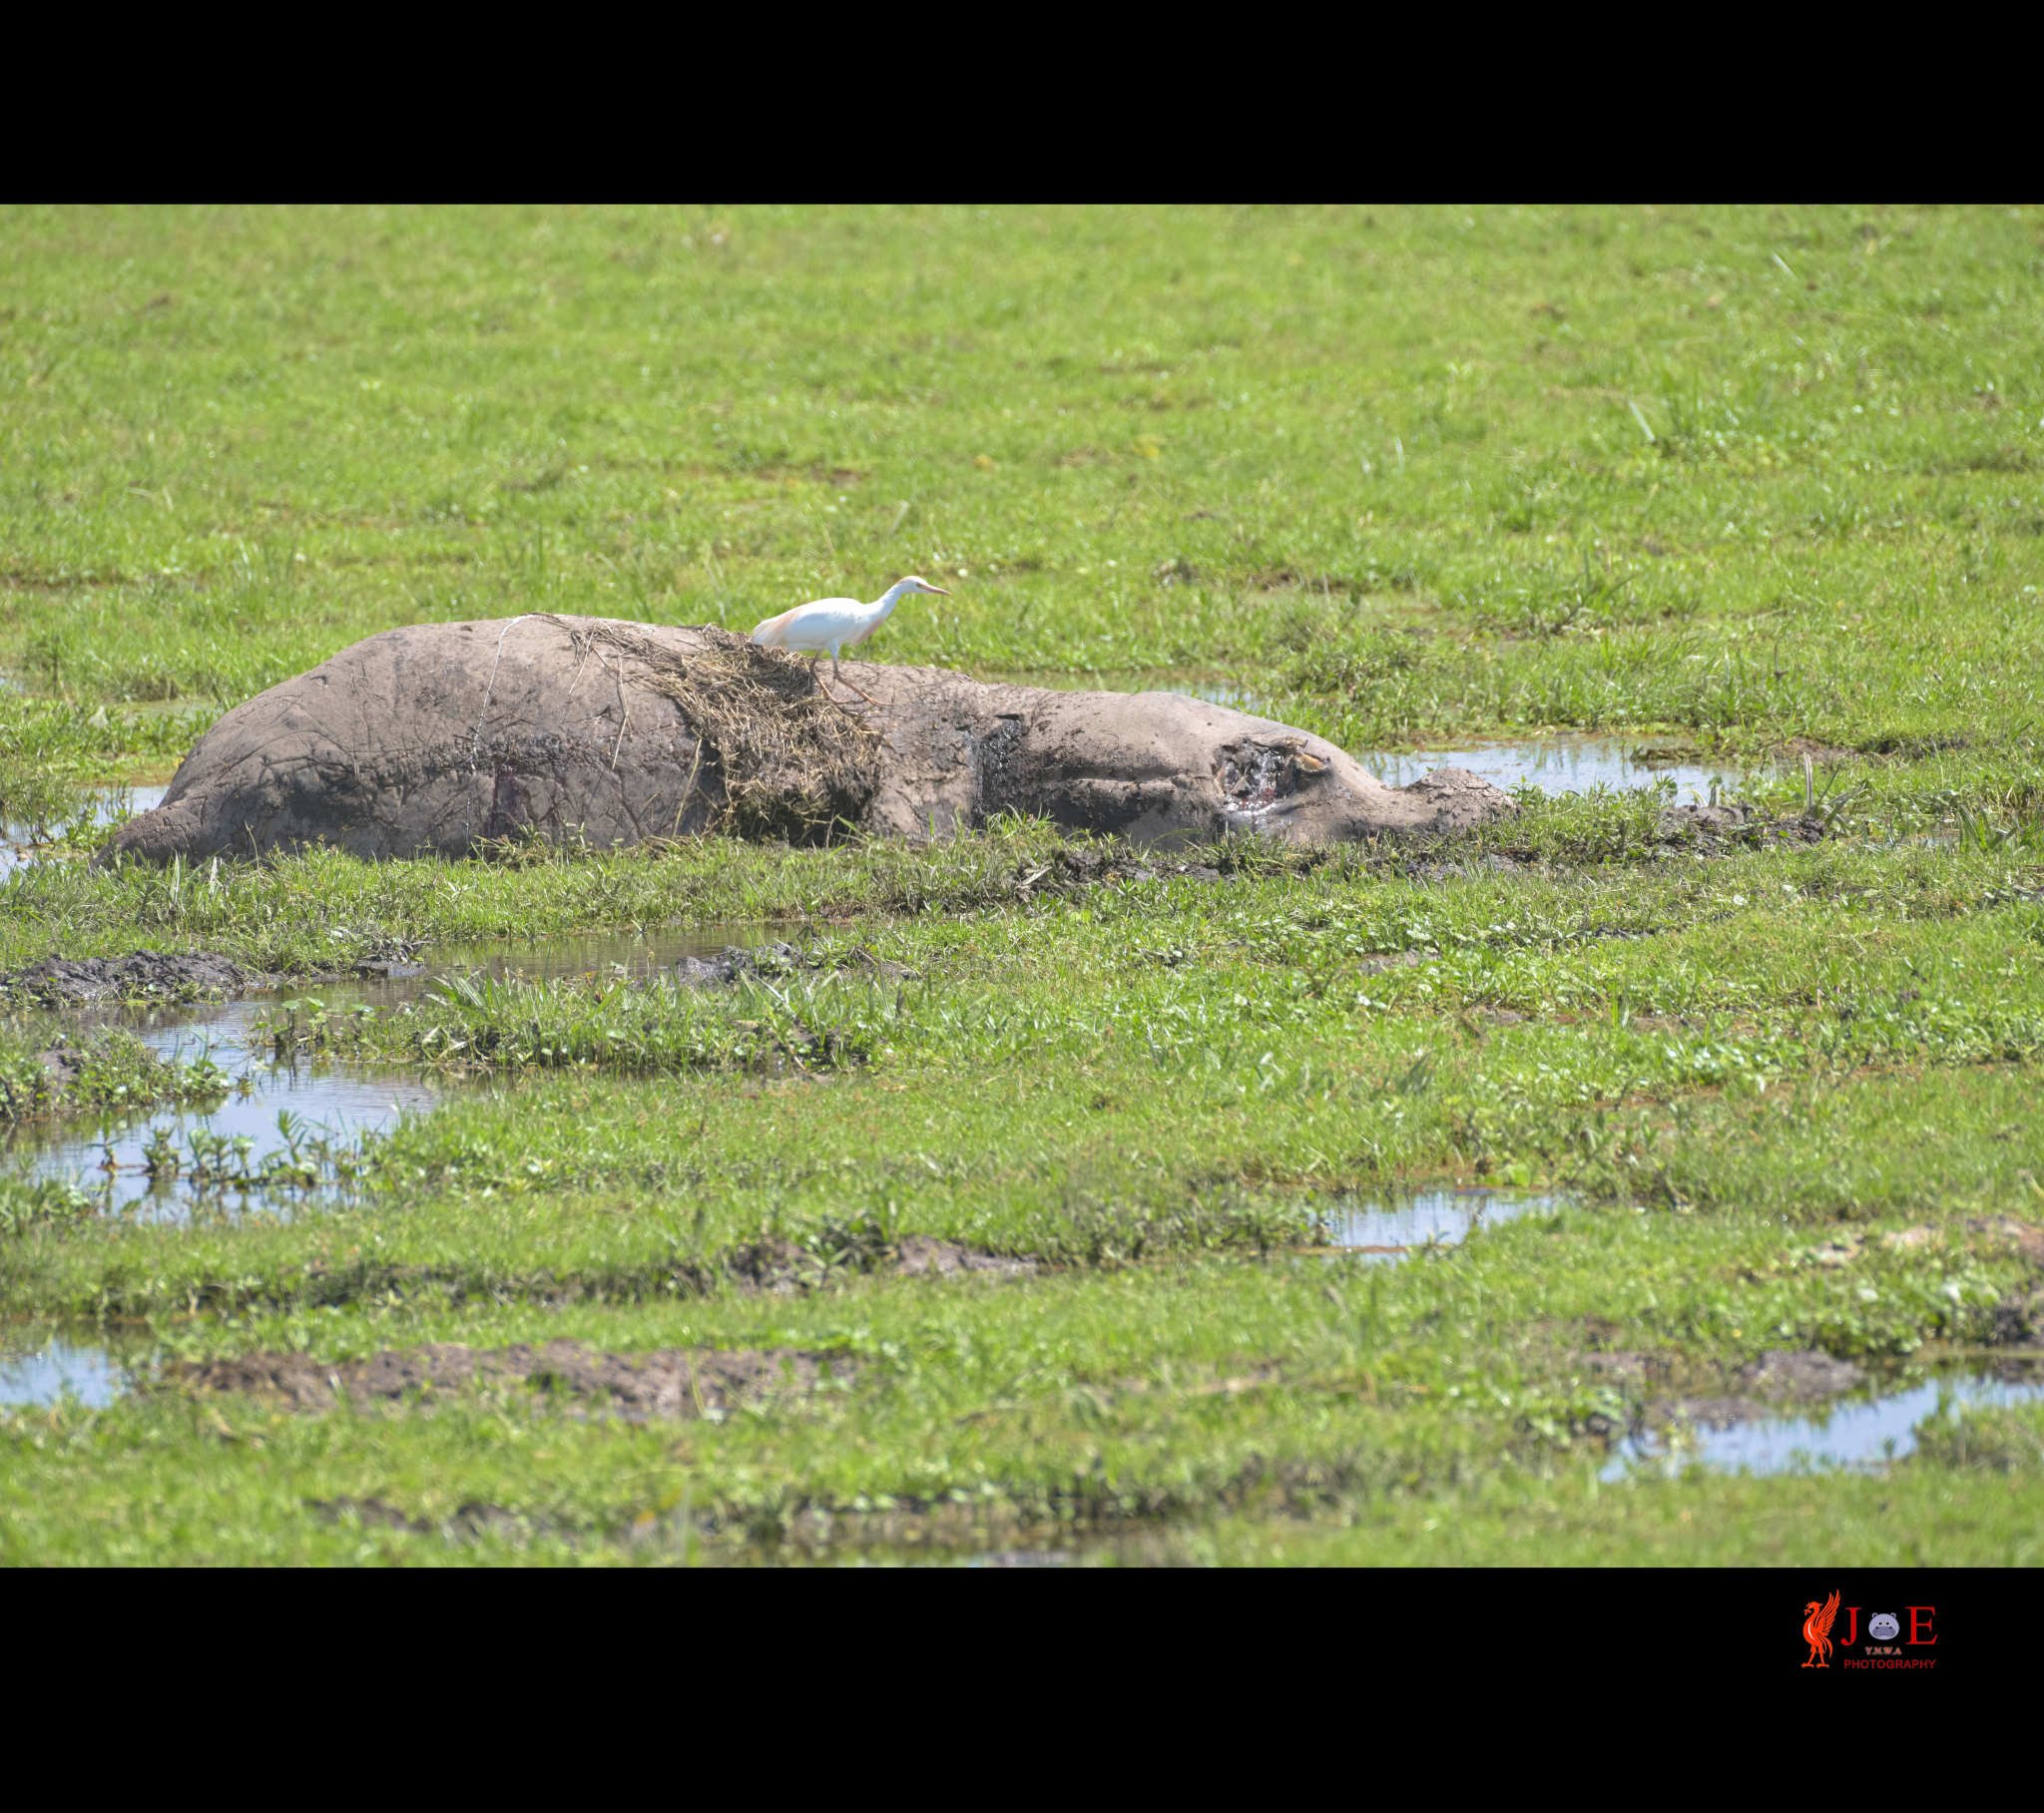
[5,922,768,1217]
[0,1336,129,1409]
[1312,1189,1557,1259]
[1601,1370,2044,1481]
[430,923,771,986]
[1,785,168,879]
[1359,737,1766,800]
[997,678,1775,799]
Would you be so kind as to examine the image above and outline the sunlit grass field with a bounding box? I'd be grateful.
[2,206,2041,1566]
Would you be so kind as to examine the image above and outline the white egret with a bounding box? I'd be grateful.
[749,575,950,704]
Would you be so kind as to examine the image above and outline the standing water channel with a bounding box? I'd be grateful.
[1,784,169,880]
[1356,735,1767,802]
[4,923,769,1221]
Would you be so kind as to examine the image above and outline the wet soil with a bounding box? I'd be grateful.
[307,1497,527,1541]
[171,1338,856,1420]
[1736,1348,1867,1400]
[0,951,275,1007]
[725,1234,1040,1292]
[894,1235,1041,1278]
[1582,1345,1867,1433]
[1654,802,1829,847]
[164,1244,1037,1414]
[1051,847,1222,887]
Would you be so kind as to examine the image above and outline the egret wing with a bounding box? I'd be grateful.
[766,599,864,652]
[749,605,801,643]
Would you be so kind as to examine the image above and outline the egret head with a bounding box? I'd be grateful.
[895,575,951,597]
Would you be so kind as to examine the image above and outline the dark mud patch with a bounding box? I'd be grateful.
[1630,1350,1867,1433]
[673,940,924,988]
[894,1234,1041,1280]
[1968,1216,2044,1267]
[1578,1346,1866,1434]
[1736,1348,1865,1400]
[1653,802,1832,848]
[307,1497,529,1542]
[724,1233,1040,1292]
[1051,847,1221,888]
[1776,736,1858,765]
[168,1338,856,1421]
[0,950,273,1007]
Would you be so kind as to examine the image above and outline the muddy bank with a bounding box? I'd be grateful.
[165,1250,1040,1406]
[1570,1344,1875,1438]
[171,1338,855,1420]
[0,951,272,1007]
[675,941,804,987]
[724,1234,1039,1293]
[1654,801,1830,846]
[101,616,1513,864]
[1642,1350,1868,1431]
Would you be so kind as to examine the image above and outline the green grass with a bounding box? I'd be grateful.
[4,206,2044,1565]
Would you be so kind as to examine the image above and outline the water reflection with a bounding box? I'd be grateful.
[1601,1371,2044,1480]
[1314,1189,1556,1260]
[2,785,168,879]
[984,676,1773,800]
[5,923,769,1217]
[1359,738,1762,801]
[0,1336,129,1409]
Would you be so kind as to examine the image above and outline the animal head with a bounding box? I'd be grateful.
[894,575,951,597]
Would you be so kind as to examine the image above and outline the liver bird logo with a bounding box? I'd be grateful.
[1801,1590,1841,1667]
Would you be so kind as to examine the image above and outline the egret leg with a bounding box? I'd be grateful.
[826,650,878,706]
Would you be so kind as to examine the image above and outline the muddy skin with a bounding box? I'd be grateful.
[100,616,1517,864]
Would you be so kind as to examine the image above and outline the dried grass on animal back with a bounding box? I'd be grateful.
[101,615,1512,863]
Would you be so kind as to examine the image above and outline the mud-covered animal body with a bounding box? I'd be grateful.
[103,616,1509,864]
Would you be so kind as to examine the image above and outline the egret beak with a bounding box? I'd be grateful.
[921,583,951,596]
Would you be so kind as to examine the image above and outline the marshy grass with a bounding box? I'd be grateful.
[0,1020,234,1126]
[3,206,2043,1565]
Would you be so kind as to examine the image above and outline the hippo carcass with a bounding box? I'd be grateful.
[102,615,1510,862]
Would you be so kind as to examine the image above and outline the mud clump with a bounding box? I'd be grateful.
[1735,1349,1865,1401]
[723,1233,1038,1292]
[1655,801,1831,848]
[674,942,803,988]
[169,1339,854,1421]
[101,614,1514,864]
[306,1498,528,1542]
[0,951,267,1006]
[1635,1349,1868,1433]
[893,1234,1040,1280]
